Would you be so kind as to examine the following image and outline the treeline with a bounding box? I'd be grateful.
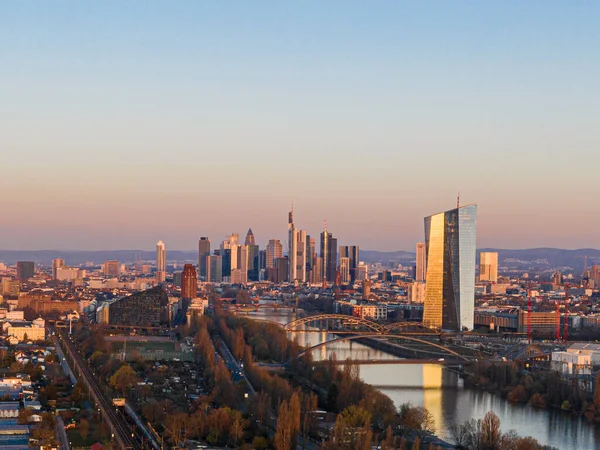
[465,361,600,417]
[449,410,557,450]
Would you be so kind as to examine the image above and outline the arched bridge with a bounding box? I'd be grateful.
[294,334,470,361]
[499,344,552,361]
[284,314,439,336]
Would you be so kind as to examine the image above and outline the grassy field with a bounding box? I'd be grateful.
[109,340,177,354]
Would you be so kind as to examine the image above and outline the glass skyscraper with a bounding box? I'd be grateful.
[423,204,477,331]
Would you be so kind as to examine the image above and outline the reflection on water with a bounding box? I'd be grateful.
[240,308,600,449]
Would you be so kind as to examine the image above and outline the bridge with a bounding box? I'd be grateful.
[294,333,470,361]
[497,343,553,361]
[284,314,439,336]
[221,303,297,312]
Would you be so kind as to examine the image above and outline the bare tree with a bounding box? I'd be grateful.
[481,411,501,450]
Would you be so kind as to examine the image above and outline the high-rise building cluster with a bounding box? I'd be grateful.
[186,207,359,286]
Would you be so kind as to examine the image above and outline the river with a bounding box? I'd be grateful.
[241,307,600,449]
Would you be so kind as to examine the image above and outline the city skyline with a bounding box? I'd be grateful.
[2,2,600,251]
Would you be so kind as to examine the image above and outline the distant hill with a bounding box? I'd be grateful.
[0,248,598,271]
[0,250,198,266]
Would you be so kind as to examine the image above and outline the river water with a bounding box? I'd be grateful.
[242,308,600,449]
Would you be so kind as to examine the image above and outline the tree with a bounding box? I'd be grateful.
[594,372,600,406]
[275,400,293,450]
[481,411,501,450]
[328,405,372,450]
[253,436,270,449]
[327,382,339,412]
[109,364,138,396]
[228,409,246,447]
[164,412,188,446]
[399,404,435,436]
[79,419,90,440]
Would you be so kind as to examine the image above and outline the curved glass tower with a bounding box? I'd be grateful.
[423,204,477,331]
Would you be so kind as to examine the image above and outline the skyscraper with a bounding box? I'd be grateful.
[156,240,166,282]
[479,252,498,283]
[245,228,256,246]
[415,242,427,282]
[320,226,338,283]
[247,244,260,281]
[288,207,307,282]
[16,261,34,281]
[198,237,211,280]
[52,258,65,280]
[222,234,239,271]
[340,257,351,284]
[423,204,477,331]
[349,246,359,282]
[181,264,198,299]
[208,255,222,283]
[266,239,283,269]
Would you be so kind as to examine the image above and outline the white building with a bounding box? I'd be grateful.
[479,252,499,283]
[409,282,426,303]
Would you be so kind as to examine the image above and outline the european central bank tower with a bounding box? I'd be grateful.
[423,204,477,331]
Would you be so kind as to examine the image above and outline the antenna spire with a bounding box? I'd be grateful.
[457,190,460,208]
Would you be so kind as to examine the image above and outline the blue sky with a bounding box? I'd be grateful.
[1,1,599,251]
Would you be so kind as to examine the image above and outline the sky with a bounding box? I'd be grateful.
[1,1,599,251]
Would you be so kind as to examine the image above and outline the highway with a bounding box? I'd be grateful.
[56,328,140,450]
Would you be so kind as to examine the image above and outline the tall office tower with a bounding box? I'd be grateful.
[289,229,307,283]
[156,240,167,282]
[320,227,338,282]
[198,237,211,280]
[173,271,183,287]
[181,264,198,299]
[245,228,255,246]
[266,239,283,269]
[348,246,359,282]
[339,246,349,259]
[339,257,351,284]
[479,251,498,283]
[103,260,120,277]
[156,241,166,272]
[258,250,267,280]
[247,244,260,281]
[221,249,232,278]
[310,257,322,283]
[208,255,223,283]
[52,258,65,280]
[276,257,289,283]
[221,234,239,271]
[423,204,477,331]
[16,261,35,281]
[305,236,315,275]
[415,242,427,282]
[356,263,368,281]
[238,245,249,284]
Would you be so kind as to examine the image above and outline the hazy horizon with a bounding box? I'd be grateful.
[3,2,599,251]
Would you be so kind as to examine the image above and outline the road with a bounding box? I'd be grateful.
[55,416,70,450]
[214,335,319,450]
[57,328,140,449]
